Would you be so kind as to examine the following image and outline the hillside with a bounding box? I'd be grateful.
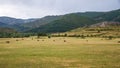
[28,14,97,33]
[64,25,120,38]
[75,12,104,18]
[0,16,37,25]
[0,17,25,25]
[20,12,104,30]
[22,16,62,28]
[96,9,120,22]
[0,22,10,27]
[0,16,38,31]
[90,21,120,27]
[0,27,16,33]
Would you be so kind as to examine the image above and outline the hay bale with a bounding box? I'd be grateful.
[86,40,88,42]
[64,40,66,42]
[53,40,55,42]
[101,39,103,40]
[6,41,10,43]
[37,40,39,41]
[16,39,19,41]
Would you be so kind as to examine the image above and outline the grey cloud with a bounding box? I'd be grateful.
[0,0,120,18]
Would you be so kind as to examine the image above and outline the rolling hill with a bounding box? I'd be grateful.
[28,14,97,33]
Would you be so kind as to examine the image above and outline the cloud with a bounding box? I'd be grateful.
[0,0,120,18]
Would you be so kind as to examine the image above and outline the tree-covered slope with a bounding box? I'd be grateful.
[75,12,104,18]
[0,27,16,33]
[28,14,97,33]
[22,16,62,28]
[96,9,120,22]
[0,22,10,27]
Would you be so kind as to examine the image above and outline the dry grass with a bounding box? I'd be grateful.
[0,37,120,68]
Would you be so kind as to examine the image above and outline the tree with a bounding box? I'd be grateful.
[37,33,47,38]
[81,35,85,39]
[108,36,113,40]
[97,30,101,33]
[64,33,67,37]
[48,35,51,39]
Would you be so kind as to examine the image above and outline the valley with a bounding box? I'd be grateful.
[0,9,120,68]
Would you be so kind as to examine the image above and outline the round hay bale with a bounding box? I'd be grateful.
[64,40,66,42]
[37,40,39,41]
[53,40,55,42]
[6,41,10,44]
[86,40,88,42]
[16,39,19,41]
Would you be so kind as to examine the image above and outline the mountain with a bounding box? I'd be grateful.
[0,9,120,33]
[0,16,38,25]
[0,16,38,31]
[0,22,10,27]
[0,16,24,25]
[27,9,120,33]
[28,14,97,33]
[22,16,62,28]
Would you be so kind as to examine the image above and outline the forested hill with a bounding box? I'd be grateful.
[28,14,97,33]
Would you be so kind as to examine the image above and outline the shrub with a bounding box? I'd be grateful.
[64,33,68,37]
[48,36,51,39]
[108,36,113,40]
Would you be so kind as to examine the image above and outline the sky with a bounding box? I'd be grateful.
[0,0,120,19]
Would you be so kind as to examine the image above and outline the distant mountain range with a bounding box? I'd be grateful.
[0,9,120,33]
[0,16,37,25]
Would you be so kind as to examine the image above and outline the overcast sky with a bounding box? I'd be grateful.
[0,0,120,19]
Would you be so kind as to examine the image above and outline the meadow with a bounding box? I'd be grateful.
[0,37,120,68]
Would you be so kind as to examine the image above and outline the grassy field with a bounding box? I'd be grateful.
[0,37,120,68]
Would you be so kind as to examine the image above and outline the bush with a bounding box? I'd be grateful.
[64,34,67,37]
[108,36,113,40]
[48,36,51,39]
[81,35,85,39]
